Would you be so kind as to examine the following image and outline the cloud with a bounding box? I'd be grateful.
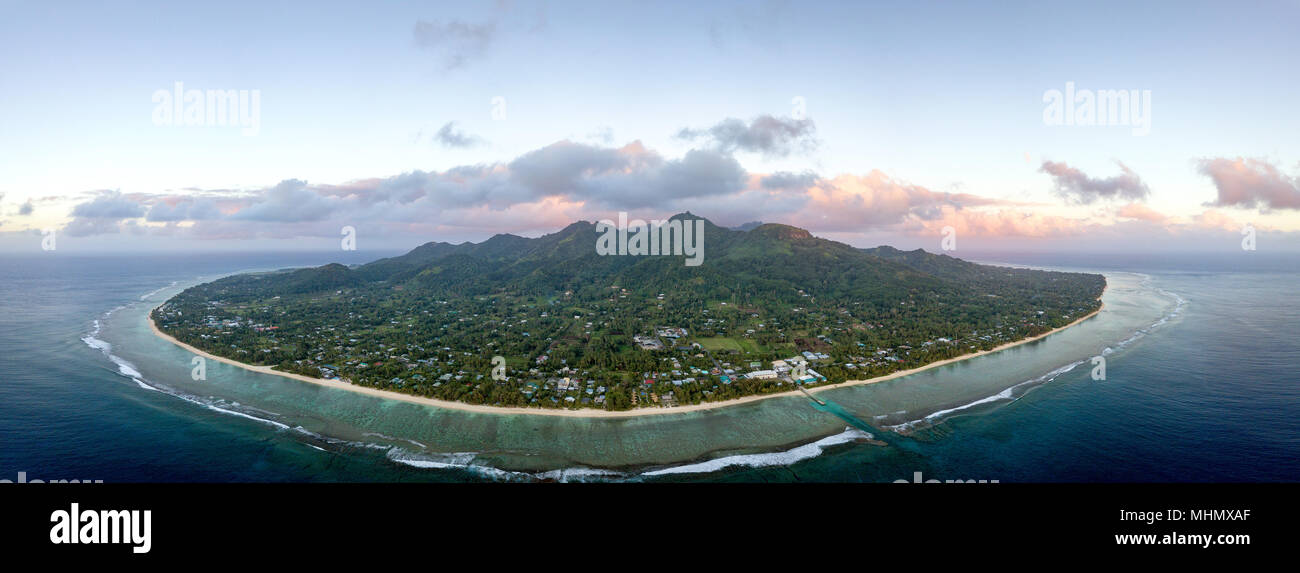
[146,196,223,222]
[1115,202,1167,223]
[785,171,1009,232]
[229,179,338,222]
[586,126,614,145]
[64,217,130,237]
[906,206,1090,239]
[53,138,742,239]
[433,121,484,148]
[506,140,747,209]
[634,149,748,206]
[1190,208,1247,232]
[676,115,818,158]
[62,190,148,236]
[760,171,822,190]
[413,19,496,70]
[1197,157,1300,211]
[18,200,33,215]
[38,132,1289,252]
[506,140,652,196]
[1040,160,1150,204]
[44,137,1017,243]
[69,191,147,219]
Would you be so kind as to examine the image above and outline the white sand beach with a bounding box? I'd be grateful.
[149,298,1103,418]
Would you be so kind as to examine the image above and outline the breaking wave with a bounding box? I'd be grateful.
[139,281,178,301]
[85,275,1188,480]
[640,427,872,477]
[882,360,1087,433]
[385,427,872,481]
[385,448,629,482]
[83,288,304,433]
[885,280,1186,433]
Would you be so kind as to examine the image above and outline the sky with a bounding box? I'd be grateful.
[1,0,1298,254]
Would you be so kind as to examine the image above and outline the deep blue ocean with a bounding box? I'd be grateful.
[1,251,1296,482]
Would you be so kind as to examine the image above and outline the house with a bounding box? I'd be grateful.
[656,326,688,338]
[634,335,664,350]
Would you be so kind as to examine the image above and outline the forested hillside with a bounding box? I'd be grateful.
[153,214,1105,411]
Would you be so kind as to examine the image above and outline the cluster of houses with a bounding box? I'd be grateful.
[519,374,608,406]
[160,286,1081,411]
[633,335,664,350]
[655,326,689,339]
[749,355,826,385]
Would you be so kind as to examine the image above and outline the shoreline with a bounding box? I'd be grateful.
[148,294,1104,419]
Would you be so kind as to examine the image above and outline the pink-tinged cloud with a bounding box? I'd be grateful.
[905,205,1090,239]
[33,134,1294,252]
[1190,209,1246,233]
[783,171,1008,232]
[1198,157,1300,210]
[50,141,1008,240]
[1116,202,1167,223]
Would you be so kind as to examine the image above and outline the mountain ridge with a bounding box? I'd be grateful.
[154,213,1106,411]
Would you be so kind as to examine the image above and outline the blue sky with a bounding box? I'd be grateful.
[2,0,1298,253]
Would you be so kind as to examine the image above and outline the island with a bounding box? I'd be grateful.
[150,214,1105,415]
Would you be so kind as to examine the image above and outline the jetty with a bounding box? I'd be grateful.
[796,385,826,405]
